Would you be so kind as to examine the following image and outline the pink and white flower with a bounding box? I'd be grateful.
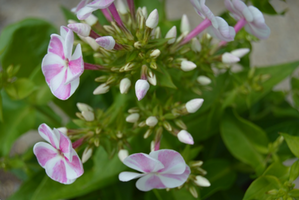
[119,149,190,191]
[182,0,235,44]
[77,0,115,20]
[33,123,84,184]
[225,0,270,39]
[42,26,84,100]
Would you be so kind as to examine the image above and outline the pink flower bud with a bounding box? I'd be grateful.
[186,98,204,113]
[68,23,91,37]
[135,79,150,101]
[177,130,194,145]
[95,36,116,50]
[146,9,159,29]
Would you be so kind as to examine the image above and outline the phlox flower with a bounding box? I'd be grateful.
[42,26,84,100]
[33,123,84,184]
[76,0,115,20]
[119,149,190,191]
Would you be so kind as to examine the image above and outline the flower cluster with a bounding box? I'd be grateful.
[33,0,270,195]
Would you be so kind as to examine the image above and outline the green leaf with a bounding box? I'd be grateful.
[5,78,36,100]
[0,91,36,156]
[0,18,56,77]
[289,160,299,182]
[220,109,268,174]
[201,159,237,199]
[60,6,77,22]
[281,133,299,158]
[291,77,299,109]
[289,189,299,198]
[156,66,177,89]
[263,162,290,182]
[250,0,278,15]
[0,92,3,122]
[243,175,282,200]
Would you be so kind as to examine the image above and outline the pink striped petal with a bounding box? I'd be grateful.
[64,30,74,60]
[65,44,84,84]
[87,0,114,8]
[55,129,71,160]
[136,174,166,191]
[48,34,65,59]
[159,165,191,188]
[33,142,58,167]
[149,150,186,175]
[46,158,69,184]
[60,26,70,40]
[72,0,90,13]
[77,5,98,20]
[38,123,60,149]
[119,172,144,182]
[95,36,115,50]
[123,153,164,173]
[42,53,65,85]
[64,149,84,180]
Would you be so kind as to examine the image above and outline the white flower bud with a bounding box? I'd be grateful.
[154,27,161,39]
[135,79,150,101]
[126,113,140,123]
[191,38,201,52]
[181,60,197,71]
[194,176,211,187]
[146,116,158,127]
[180,14,190,33]
[93,83,110,95]
[197,76,211,85]
[231,48,250,58]
[82,110,95,121]
[177,130,194,145]
[222,52,240,64]
[147,71,157,86]
[150,140,155,152]
[150,49,161,59]
[186,98,204,113]
[95,36,116,50]
[118,149,129,162]
[146,9,159,29]
[165,26,177,44]
[77,103,93,112]
[142,7,148,18]
[68,23,91,37]
[57,127,68,135]
[85,37,100,51]
[116,0,128,15]
[85,14,98,26]
[120,78,131,94]
[82,147,93,163]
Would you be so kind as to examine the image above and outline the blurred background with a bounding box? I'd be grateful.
[0,0,298,199]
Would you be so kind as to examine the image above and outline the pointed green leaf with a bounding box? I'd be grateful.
[5,78,36,100]
[281,133,299,158]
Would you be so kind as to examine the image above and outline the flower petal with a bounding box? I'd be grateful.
[64,149,84,180]
[38,123,60,148]
[48,34,65,59]
[123,153,164,173]
[33,142,58,167]
[119,172,144,182]
[64,29,74,60]
[232,0,253,22]
[72,0,90,13]
[208,17,235,41]
[44,157,72,184]
[42,53,65,85]
[159,165,191,188]
[95,36,116,50]
[136,174,166,191]
[149,149,186,175]
[87,0,114,8]
[55,128,72,160]
[77,5,98,20]
[60,26,70,40]
[65,44,84,84]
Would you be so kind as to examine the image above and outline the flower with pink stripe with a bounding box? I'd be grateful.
[42,26,84,100]
[33,123,84,184]
[119,150,190,191]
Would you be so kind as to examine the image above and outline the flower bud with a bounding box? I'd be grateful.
[135,79,150,101]
[191,38,201,52]
[146,9,159,29]
[165,26,177,44]
[68,23,91,37]
[82,110,95,121]
[77,102,93,112]
[147,71,157,86]
[177,130,194,145]
[85,14,98,26]
[95,36,116,50]
[118,149,129,162]
[181,60,197,71]
[154,26,161,39]
[194,176,211,187]
[126,113,140,123]
[180,14,190,33]
[142,6,148,18]
[197,75,211,85]
[57,127,68,135]
[116,0,128,14]
[93,83,110,95]
[120,78,131,94]
[85,37,100,51]
[189,186,198,198]
[186,98,204,113]
[146,116,158,127]
[150,140,155,152]
[150,49,161,59]
[222,52,240,64]
[82,147,93,163]
[231,48,250,58]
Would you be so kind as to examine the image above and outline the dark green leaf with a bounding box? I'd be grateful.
[263,162,290,182]
[289,160,299,182]
[156,66,177,89]
[0,92,3,122]
[281,133,299,158]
